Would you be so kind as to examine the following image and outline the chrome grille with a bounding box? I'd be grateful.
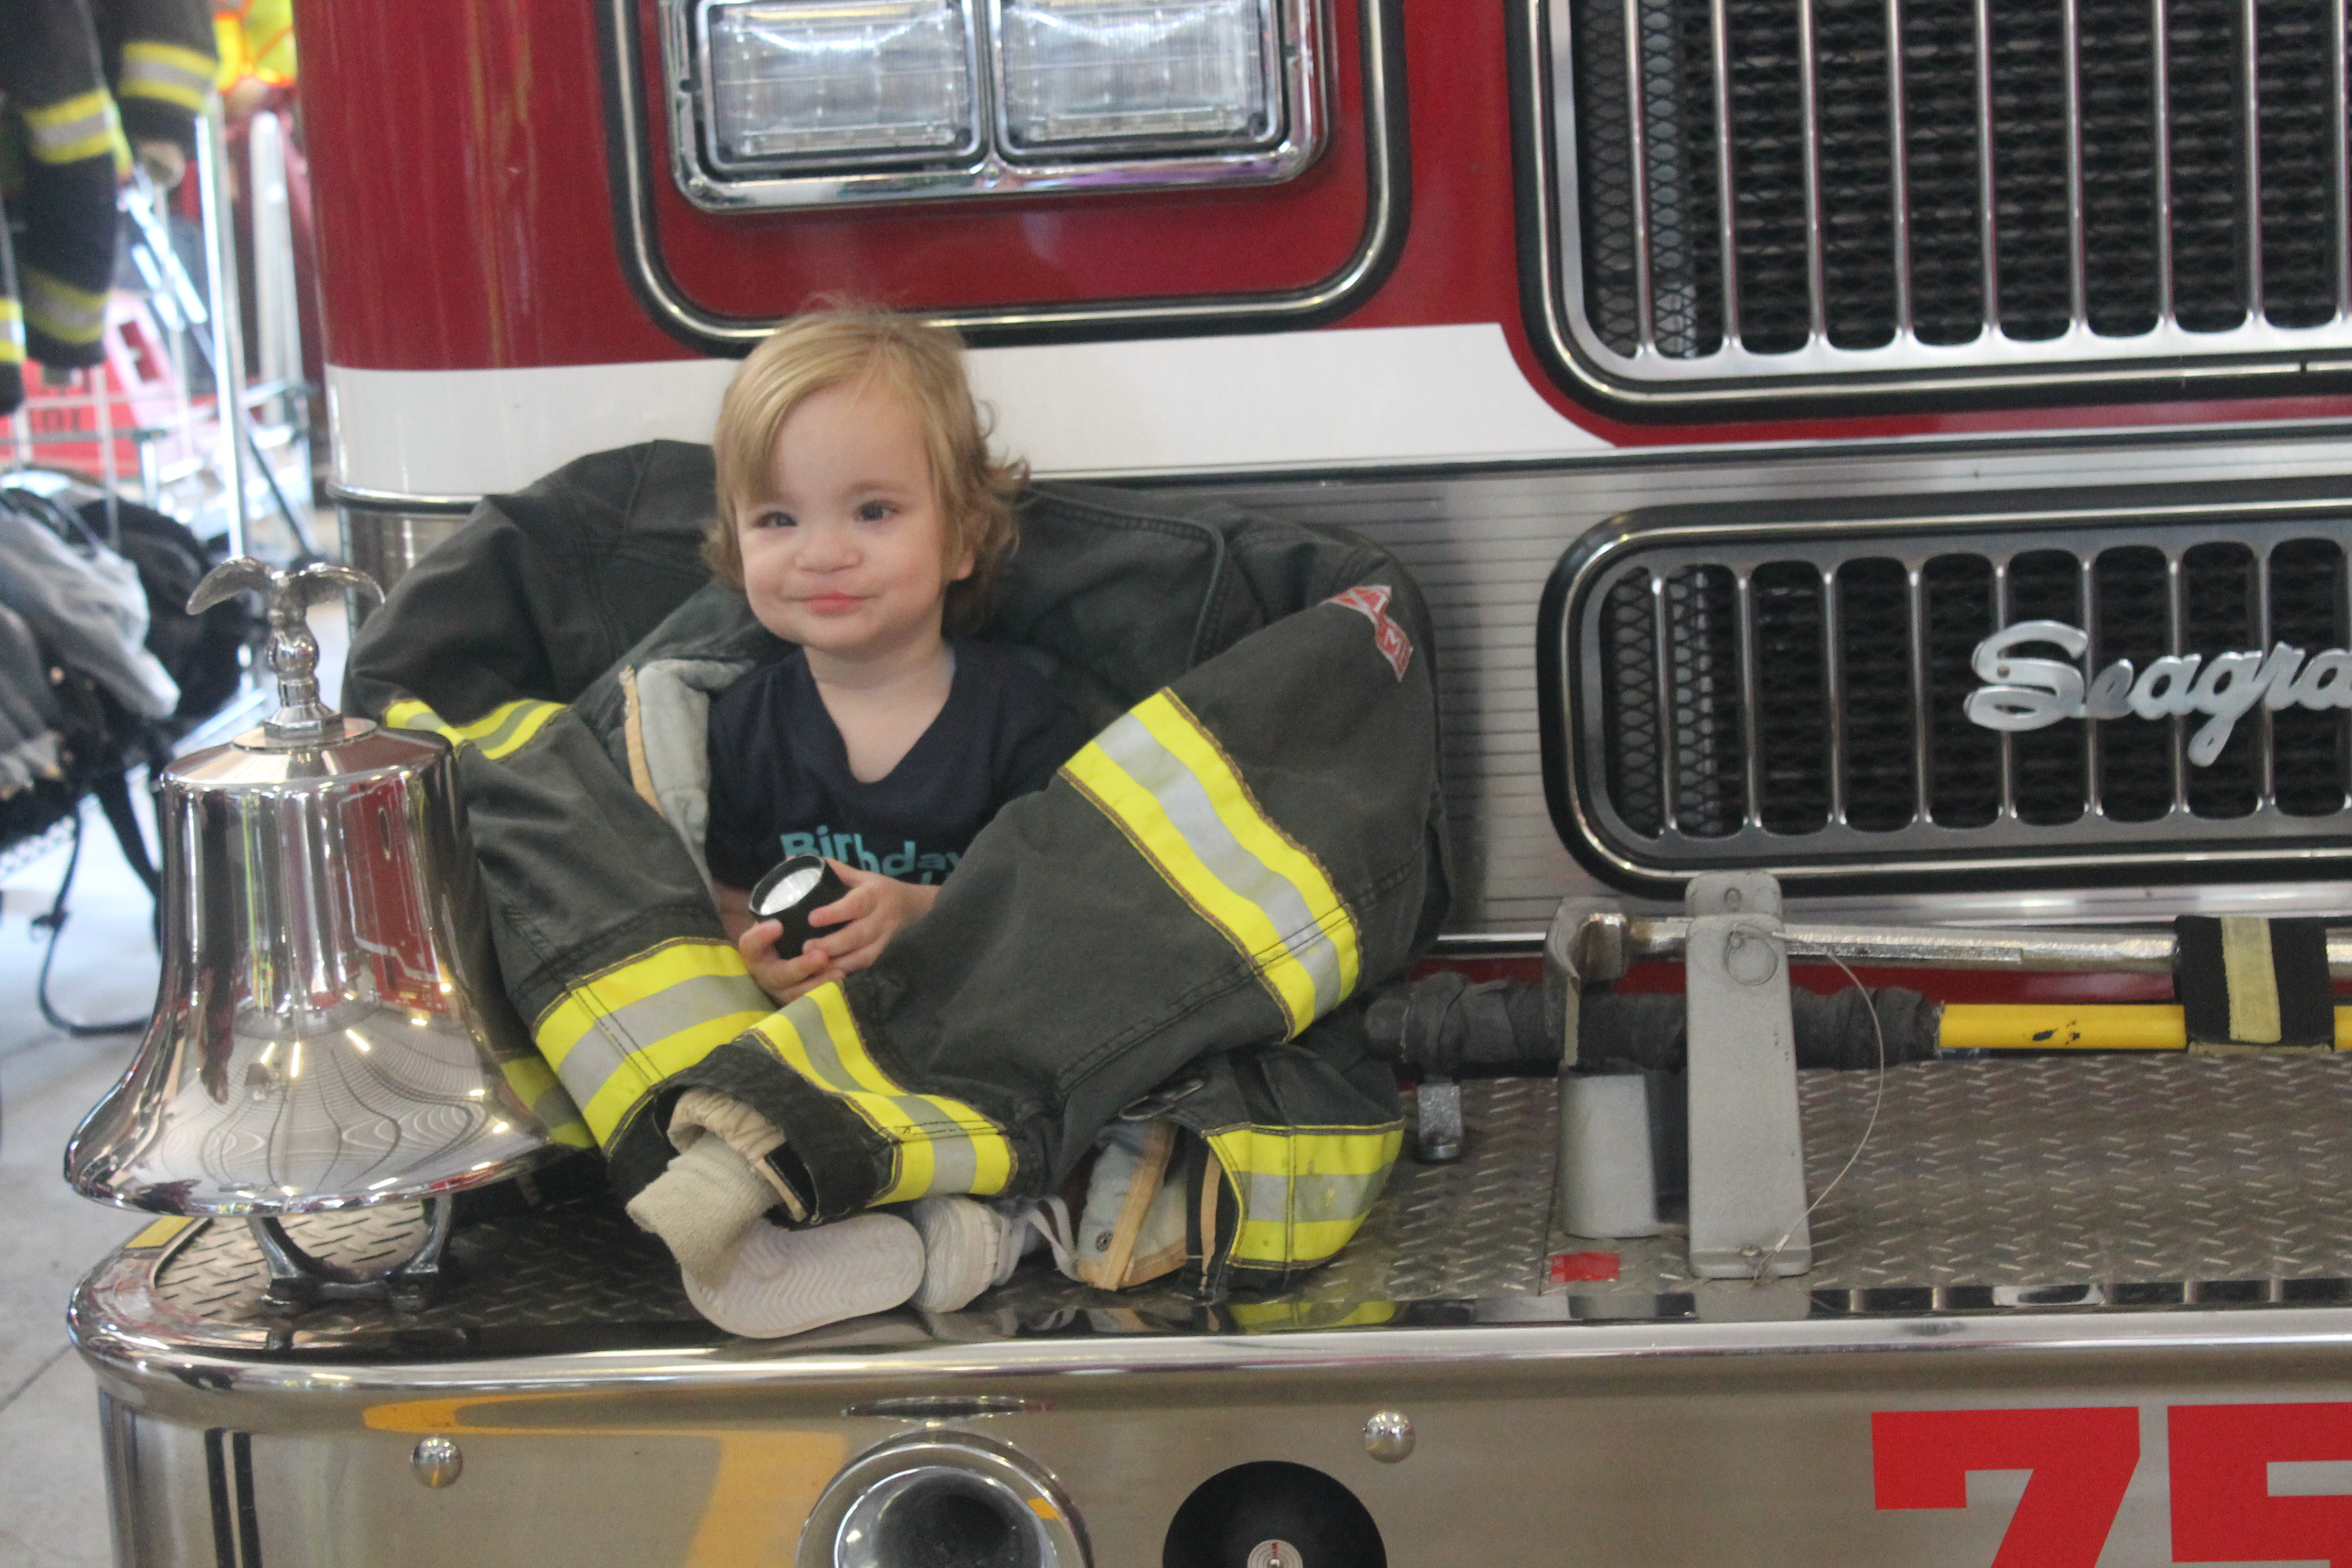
[1566,511,2352,881]
[1550,0,2352,397]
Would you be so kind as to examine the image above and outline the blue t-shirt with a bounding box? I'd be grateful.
[703,639,1091,890]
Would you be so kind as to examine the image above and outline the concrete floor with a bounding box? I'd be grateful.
[0,803,159,1568]
[0,601,345,1568]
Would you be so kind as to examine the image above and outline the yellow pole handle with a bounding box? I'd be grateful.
[1938,1004,2352,1052]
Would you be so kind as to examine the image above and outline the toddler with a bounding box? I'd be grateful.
[628,310,1087,1336]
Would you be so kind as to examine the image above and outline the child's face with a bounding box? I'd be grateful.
[736,378,972,667]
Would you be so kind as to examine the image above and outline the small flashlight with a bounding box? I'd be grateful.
[748,854,852,960]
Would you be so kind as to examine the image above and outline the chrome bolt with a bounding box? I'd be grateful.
[411,1434,463,1489]
[1247,1541,1303,1568]
[1363,1408,1415,1462]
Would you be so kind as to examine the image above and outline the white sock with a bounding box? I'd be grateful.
[625,1135,775,1283]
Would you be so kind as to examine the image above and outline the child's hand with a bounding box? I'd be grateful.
[735,918,843,1006]
[801,861,939,977]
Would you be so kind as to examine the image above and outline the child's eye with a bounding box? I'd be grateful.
[856,500,897,523]
[752,509,795,530]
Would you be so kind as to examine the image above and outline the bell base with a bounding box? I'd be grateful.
[250,1196,455,1314]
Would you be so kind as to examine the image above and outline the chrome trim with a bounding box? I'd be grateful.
[1885,0,1912,337]
[67,1261,2352,1413]
[2062,0,2087,330]
[326,483,481,514]
[1555,492,2352,886]
[1623,0,1656,354]
[1734,567,1763,827]
[1608,912,2352,974]
[1992,554,2013,820]
[2080,549,2103,812]
[2336,0,2350,322]
[660,0,1320,211]
[1973,0,1997,336]
[2241,0,2264,323]
[1822,560,1845,824]
[2153,0,2175,324]
[1527,0,2352,409]
[1709,0,1740,346]
[1798,0,1827,346]
[611,0,1398,344]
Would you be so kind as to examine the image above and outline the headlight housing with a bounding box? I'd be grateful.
[698,0,982,170]
[992,0,1280,154]
[663,0,1324,208]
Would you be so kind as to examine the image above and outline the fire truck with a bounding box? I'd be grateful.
[61,0,2352,1561]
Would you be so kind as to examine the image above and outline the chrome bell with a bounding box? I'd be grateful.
[66,559,566,1302]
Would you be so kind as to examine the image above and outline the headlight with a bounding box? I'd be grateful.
[699,0,982,170]
[992,0,1280,154]
[664,0,1323,207]
[800,1431,1090,1568]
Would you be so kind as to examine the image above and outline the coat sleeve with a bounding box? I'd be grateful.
[93,0,215,155]
[1,0,124,369]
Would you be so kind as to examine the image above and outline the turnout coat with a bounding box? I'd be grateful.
[346,442,1449,1291]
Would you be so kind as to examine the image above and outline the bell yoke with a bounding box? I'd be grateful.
[337,442,1450,1289]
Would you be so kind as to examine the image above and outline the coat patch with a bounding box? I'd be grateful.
[1327,585,1413,680]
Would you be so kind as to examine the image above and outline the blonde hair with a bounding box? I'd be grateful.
[708,308,1027,631]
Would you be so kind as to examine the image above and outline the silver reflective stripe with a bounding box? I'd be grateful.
[553,971,771,1106]
[1235,1166,1393,1234]
[769,995,981,1188]
[19,267,107,348]
[23,92,115,163]
[117,46,214,112]
[1090,711,1348,1017]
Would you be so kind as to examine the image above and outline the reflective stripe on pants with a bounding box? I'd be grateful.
[750,982,1015,1204]
[1063,689,1362,1039]
[1207,1122,1402,1272]
[387,697,566,760]
[533,937,774,1150]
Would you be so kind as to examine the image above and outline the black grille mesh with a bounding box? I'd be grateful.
[2271,537,2349,814]
[1567,0,2347,368]
[1589,537,2352,846]
[1665,564,1747,836]
[1836,557,1918,829]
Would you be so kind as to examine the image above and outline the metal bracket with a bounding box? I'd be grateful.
[1683,873,1810,1279]
[249,1197,455,1314]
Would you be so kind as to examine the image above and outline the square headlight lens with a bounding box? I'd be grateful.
[704,0,981,166]
[994,0,1278,154]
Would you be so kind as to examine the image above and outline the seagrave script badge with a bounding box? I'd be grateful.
[1966,619,2352,765]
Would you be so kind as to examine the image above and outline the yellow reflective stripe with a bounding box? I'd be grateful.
[500,1053,591,1148]
[531,938,772,1148]
[749,982,1014,1201]
[1227,1299,1397,1332]
[19,266,107,349]
[1207,1123,1401,1267]
[1063,691,1359,1038]
[0,300,21,365]
[118,42,216,113]
[22,90,118,164]
[1132,694,1360,1002]
[385,697,564,760]
[535,938,760,1064]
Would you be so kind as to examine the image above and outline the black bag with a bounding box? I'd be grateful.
[81,498,256,736]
